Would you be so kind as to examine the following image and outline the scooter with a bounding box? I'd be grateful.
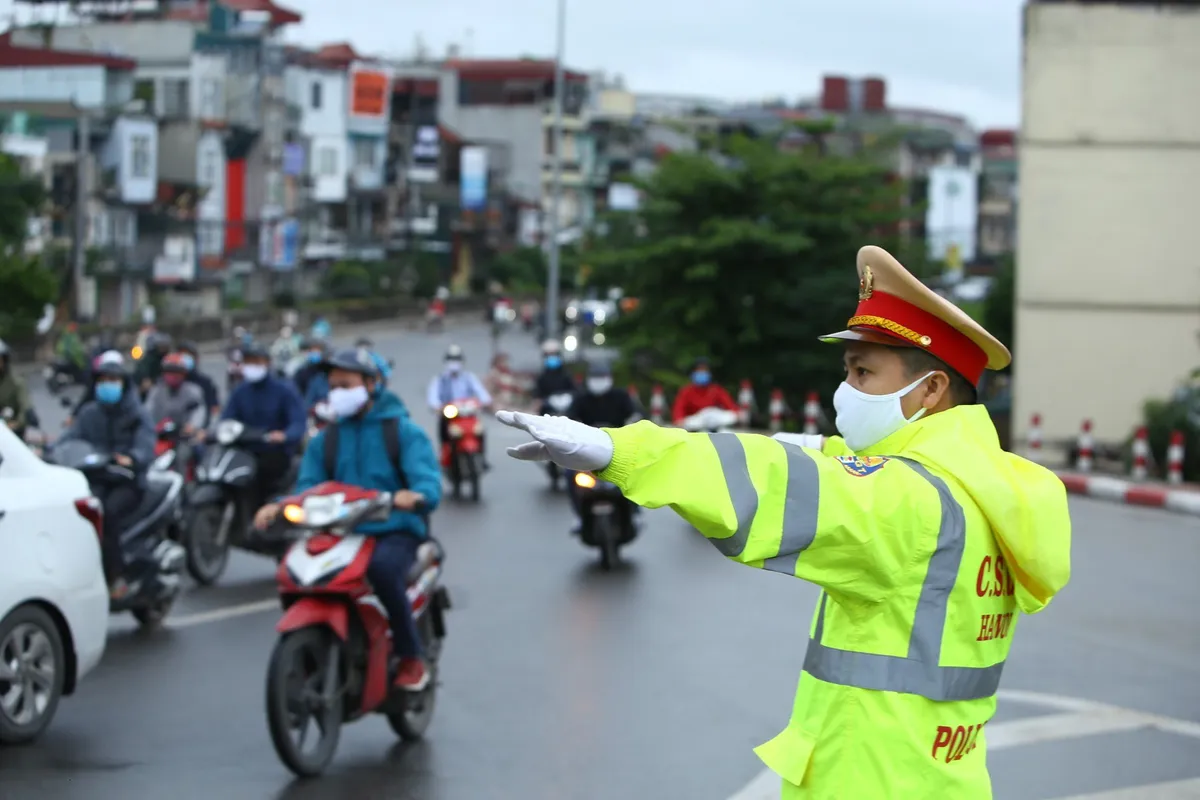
[542,392,574,490]
[441,399,483,502]
[48,439,186,628]
[265,482,450,777]
[152,416,198,482]
[186,419,298,586]
[573,471,638,569]
[43,359,82,396]
[681,407,741,433]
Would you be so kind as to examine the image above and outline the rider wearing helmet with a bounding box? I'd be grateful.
[174,340,220,426]
[144,353,207,433]
[0,339,32,436]
[254,349,442,691]
[426,345,492,463]
[354,336,393,385]
[220,342,306,509]
[534,339,576,412]
[292,337,328,400]
[58,352,155,596]
[671,357,738,424]
[134,331,173,396]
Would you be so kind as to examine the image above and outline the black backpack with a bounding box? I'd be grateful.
[322,417,408,489]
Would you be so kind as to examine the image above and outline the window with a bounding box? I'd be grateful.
[199,78,221,119]
[200,149,219,187]
[130,134,152,179]
[317,146,337,176]
[198,221,224,255]
[352,138,375,169]
[310,80,322,109]
[113,211,134,246]
[265,171,284,207]
[162,78,189,118]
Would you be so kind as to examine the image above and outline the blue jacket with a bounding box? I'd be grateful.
[303,371,329,409]
[221,375,306,451]
[61,380,156,486]
[294,392,442,537]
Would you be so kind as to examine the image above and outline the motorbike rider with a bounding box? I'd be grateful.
[426,344,493,465]
[144,353,207,435]
[291,337,328,400]
[566,361,641,533]
[270,325,301,373]
[220,343,307,509]
[253,349,442,691]
[0,339,31,437]
[310,316,332,343]
[671,357,739,424]
[175,340,220,426]
[54,321,88,382]
[58,353,155,597]
[134,332,172,397]
[533,339,576,413]
[355,336,392,384]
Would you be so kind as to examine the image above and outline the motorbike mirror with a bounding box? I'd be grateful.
[574,472,597,489]
[60,396,72,408]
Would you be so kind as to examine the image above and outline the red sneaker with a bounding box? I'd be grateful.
[393,657,430,692]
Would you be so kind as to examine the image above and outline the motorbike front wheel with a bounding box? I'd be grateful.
[459,453,481,502]
[265,627,344,778]
[185,502,233,586]
[132,596,175,629]
[595,516,620,570]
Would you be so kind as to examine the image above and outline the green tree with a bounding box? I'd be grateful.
[587,132,920,405]
[0,152,52,340]
[983,255,1015,357]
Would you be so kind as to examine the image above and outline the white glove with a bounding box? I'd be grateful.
[495,410,615,472]
[773,432,825,450]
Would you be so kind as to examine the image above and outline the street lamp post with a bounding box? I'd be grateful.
[544,0,566,343]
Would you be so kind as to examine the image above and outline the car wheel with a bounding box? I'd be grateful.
[0,605,66,745]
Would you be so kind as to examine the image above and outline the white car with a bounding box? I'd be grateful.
[0,424,108,743]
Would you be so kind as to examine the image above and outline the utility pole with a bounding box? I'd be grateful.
[404,68,420,274]
[72,105,90,321]
[544,0,566,342]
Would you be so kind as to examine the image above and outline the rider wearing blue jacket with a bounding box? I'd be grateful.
[255,348,441,692]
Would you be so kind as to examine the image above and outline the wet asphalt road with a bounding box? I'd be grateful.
[3,321,1199,800]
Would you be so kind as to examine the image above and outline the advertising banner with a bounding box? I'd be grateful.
[349,68,390,118]
[460,146,488,212]
[925,165,978,270]
[259,218,299,270]
[408,124,440,183]
[153,235,197,284]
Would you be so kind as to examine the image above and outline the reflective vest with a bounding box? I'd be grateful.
[599,406,1071,799]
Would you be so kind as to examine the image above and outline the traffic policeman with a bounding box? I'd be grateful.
[496,245,1072,798]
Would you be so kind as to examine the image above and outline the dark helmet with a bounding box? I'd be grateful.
[322,348,380,379]
[150,331,173,350]
[586,359,612,377]
[242,342,270,361]
[355,336,373,349]
[690,357,711,372]
[445,344,464,361]
[177,340,199,358]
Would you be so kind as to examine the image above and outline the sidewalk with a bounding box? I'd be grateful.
[1056,470,1200,516]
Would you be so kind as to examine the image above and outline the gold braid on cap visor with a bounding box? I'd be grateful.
[846,315,933,347]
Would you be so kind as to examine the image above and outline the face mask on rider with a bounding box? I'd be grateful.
[545,355,562,369]
[241,364,268,383]
[445,359,462,375]
[691,370,711,386]
[164,373,185,389]
[328,385,370,418]
[586,376,612,394]
[833,371,935,452]
[95,380,123,405]
[180,355,196,371]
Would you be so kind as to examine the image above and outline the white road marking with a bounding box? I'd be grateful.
[725,689,1200,800]
[1052,778,1200,799]
[166,598,279,629]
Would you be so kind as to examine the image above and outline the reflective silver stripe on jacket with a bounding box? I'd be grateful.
[705,437,1004,702]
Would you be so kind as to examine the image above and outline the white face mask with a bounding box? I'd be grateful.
[445,359,462,374]
[833,371,934,452]
[586,376,613,394]
[328,385,370,418]
[241,364,268,383]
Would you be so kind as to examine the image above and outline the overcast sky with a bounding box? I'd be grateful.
[2,0,1025,128]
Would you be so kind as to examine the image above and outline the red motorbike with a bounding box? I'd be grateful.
[440,398,483,501]
[266,482,450,777]
[153,419,195,482]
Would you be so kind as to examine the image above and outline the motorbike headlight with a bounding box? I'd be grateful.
[574,472,597,489]
[282,504,306,525]
[131,346,143,360]
[443,405,459,419]
[564,335,578,351]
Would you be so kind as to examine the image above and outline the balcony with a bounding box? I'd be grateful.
[541,157,585,187]
[542,106,587,131]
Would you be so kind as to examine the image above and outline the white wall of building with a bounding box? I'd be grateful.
[0,65,107,107]
[190,52,227,122]
[286,64,348,203]
[101,117,158,204]
[1015,2,1200,445]
[195,130,227,257]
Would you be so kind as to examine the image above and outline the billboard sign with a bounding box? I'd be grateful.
[925,165,978,269]
[460,146,488,211]
[349,66,391,119]
[408,124,440,183]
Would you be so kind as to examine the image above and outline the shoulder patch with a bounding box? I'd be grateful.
[836,455,889,477]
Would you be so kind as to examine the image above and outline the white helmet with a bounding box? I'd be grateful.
[541,339,561,356]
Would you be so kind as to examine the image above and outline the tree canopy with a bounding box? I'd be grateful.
[584,131,924,404]
[0,153,53,341]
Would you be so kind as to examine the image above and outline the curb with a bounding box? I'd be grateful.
[1056,472,1200,516]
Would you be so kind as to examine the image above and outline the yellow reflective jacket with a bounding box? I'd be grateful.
[598,405,1071,799]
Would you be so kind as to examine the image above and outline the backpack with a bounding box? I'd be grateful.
[322,417,408,489]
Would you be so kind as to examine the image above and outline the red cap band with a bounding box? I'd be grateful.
[847,291,988,386]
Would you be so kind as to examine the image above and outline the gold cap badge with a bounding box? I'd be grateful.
[858,264,874,300]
